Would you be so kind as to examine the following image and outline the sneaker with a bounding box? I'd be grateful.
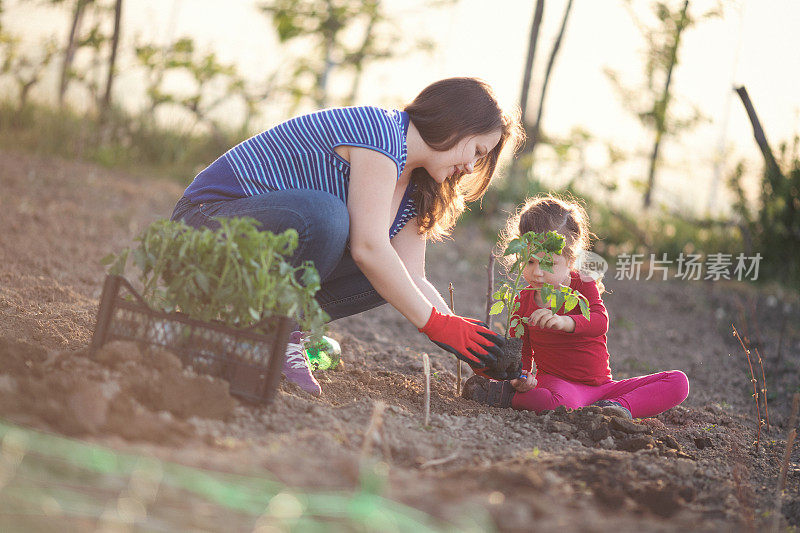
[592,400,632,419]
[462,375,515,408]
[282,331,321,397]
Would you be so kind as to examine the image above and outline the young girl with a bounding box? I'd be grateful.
[171,78,524,396]
[463,195,689,419]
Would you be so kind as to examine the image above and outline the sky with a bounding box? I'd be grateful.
[6,0,800,215]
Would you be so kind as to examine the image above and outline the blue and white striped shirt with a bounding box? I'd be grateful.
[183,106,417,239]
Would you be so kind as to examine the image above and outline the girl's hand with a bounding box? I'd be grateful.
[528,308,576,332]
[510,372,537,393]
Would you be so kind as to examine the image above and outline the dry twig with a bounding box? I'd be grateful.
[419,451,460,469]
[772,393,799,532]
[755,347,770,432]
[739,298,771,432]
[733,324,762,452]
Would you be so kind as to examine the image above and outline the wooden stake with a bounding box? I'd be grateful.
[361,401,386,459]
[449,282,461,395]
[485,253,495,326]
[423,353,431,427]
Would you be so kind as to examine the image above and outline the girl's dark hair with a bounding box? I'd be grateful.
[405,77,524,240]
[500,193,604,291]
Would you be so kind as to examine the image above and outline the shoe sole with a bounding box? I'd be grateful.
[599,405,632,419]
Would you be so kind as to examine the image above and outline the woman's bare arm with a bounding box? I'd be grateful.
[390,218,452,315]
[346,147,434,328]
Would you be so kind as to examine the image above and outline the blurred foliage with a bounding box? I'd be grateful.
[728,137,800,288]
[0,32,58,115]
[605,0,722,208]
[259,0,446,109]
[135,36,275,141]
[0,99,240,180]
[0,0,794,293]
[472,122,747,287]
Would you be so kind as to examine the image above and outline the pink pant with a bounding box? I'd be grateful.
[511,370,689,418]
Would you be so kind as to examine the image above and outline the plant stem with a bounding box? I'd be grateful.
[485,252,495,326]
[507,254,528,337]
[733,324,762,452]
[754,347,770,432]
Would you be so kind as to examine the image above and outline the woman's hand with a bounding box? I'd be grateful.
[528,308,575,332]
[510,372,537,392]
[419,308,504,369]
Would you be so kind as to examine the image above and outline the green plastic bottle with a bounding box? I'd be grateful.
[305,335,341,371]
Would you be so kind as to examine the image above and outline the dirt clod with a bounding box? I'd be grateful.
[693,436,713,449]
[611,417,651,434]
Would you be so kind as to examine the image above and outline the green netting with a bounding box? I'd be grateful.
[0,421,491,532]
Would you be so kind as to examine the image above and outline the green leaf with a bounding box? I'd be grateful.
[102,249,129,276]
[543,231,566,254]
[579,298,590,320]
[195,271,210,293]
[490,301,505,315]
[564,293,578,312]
[514,323,524,338]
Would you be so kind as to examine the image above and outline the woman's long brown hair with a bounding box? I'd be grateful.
[404,77,524,240]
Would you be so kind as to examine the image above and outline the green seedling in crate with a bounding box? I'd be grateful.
[102,217,328,337]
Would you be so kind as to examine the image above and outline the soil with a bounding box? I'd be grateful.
[497,336,524,379]
[1,147,799,531]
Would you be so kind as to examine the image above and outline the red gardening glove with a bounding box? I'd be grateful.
[419,308,504,369]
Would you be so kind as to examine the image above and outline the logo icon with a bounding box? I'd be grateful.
[576,250,608,282]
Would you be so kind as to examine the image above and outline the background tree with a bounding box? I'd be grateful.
[58,0,92,107]
[135,37,271,143]
[509,0,544,185]
[0,33,58,116]
[510,0,573,187]
[729,86,800,286]
[258,0,444,110]
[606,0,721,209]
[99,0,122,121]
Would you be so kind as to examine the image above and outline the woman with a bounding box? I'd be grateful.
[171,77,524,396]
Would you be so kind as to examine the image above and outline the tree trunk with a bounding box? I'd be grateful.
[316,0,336,108]
[101,0,123,121]
[643,0,689,209]
[734,86,783,180]
[519,0,545,122]
[529,0,573,172]
[509,0,544,183]
[346,6,378,106]
[59,0,91,108]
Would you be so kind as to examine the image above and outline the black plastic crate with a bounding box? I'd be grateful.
[89,275,292,404]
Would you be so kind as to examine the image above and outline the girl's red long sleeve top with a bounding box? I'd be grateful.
[515,271,613,386]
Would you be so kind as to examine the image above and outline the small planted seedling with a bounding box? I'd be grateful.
[489,230,590,378]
